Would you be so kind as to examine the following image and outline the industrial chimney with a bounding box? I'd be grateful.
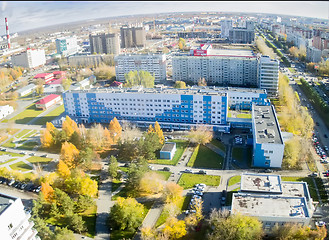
[5,17,10,49]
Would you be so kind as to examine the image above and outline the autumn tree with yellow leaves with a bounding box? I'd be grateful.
[109,117,122,144]
[57,160,71,179]
[41,182,54,202]
[62,116,80,140]
[60,142,80,169]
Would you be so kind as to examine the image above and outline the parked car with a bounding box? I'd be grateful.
[184,169,192,173]
[198,170,207,175]
[264,169,273,173]
[315,221,326,227]
[163,167,170,171]
[309,172,318,177]
[40,154,48,157]
[29,153,35,156]
[325,134,328,138]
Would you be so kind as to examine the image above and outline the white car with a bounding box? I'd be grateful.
[315,221,326,227]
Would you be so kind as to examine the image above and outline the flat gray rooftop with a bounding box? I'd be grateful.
[240,173,282,194]
[0,193,16,215]
[252,105,283,144]
[281,181,311,201]
[67,85,266,96]
[232,193,309,218]
[161,142,176,152]
[207,48,255,57]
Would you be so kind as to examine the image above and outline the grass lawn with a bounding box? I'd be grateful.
[0,135,8,143]
[26,156,52,164]
[13,129,31,139]
[0,158,17,165]
[2,140,16,148]
[210,139,226,152]
[10,161,33,171]
[228,175,241,187]
[21,130,37,139]
[187,145,223,169]
[288,67,296,73]
[154,170,171,180]
[110,201,154,240]
[0,151,24,157]
[155,195,192,227]
[178,173,221,190]
[236,113,252,119]
[112,179,123,193]
[81,205,97,238]
[33,104,65,125]
[281,176,319,202]
[232,147,244,161]
[17,141,39,150]
[226,190,239,206]
[148,140,189,165]
[8,103,45,124]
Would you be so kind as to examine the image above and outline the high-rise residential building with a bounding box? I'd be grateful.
[89,33,120,55]
[55,36,78,56]
[114,54,166,83]
[172,45,258,87]
[258,56,279,97]
[11,48,46,69]
[306,46,322,63]
[0,193,39,240]
[172,45,279,96]
[120,26,146,48]
[229,21,255,44]
[220,19,233,38]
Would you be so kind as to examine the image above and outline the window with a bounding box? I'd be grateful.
[8,223,13,230]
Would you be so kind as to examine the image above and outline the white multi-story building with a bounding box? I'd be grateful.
[11,48,46,69]
[172,48,258,87]
[306,46,322,63]
[0,105,14,119]
[115,54,167,83]
[56,36,79,57]
[0,193,39,240]
[231,173,314,230]
[220,19,233,38]
[251,105,284,168]
[258,56,279,97]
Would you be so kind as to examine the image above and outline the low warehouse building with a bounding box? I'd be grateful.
[160,142,176,160]
[0,105,14,119]
[35,94,62,110]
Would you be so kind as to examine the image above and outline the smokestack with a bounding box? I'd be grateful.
[5,17,10,49]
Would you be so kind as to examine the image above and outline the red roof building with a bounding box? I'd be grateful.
[53,71,66,79]
[35,94,62,110]
[110,81,123,87]
[47,77,64,85]
[34,73,54,84]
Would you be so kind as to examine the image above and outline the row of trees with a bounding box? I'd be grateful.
[289,46,306,62]
[0,66,24,92]
[124,70,155,88]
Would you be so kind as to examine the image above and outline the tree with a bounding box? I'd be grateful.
[126,160,149,195]
[53,227,75,240]
[110,197,145,231]
[62,116,79,139]
[207,209,263,240]
[76,147,94,169]
[163,182,183,204]
[271,223,327,240]
[57,160,71,179]
[108,155,119,179]
[41,182,54,202]
[141,226,156,240]
[93,63,115,80]
[124,70,155,88]
[32,217,54,240]
[174,81,186,89]
[109,117,122,144]
[35,85,44,96]
[60,142,80,169]
[75,195,94,213]
[53,188,75,216]
[178,38,186,50]
[117,139,140,162]
[198,77,207,86]
[187,125,213,145]
[65,214,86,233]
[162,217,187,239]
[79,177,98,197]
[62,77,72,91]
[139,131,162,159]
[40,129,54,148]
[139,172,165,195]
[154,121,165,145]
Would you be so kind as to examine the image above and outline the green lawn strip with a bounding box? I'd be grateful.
[0,158,17,165]
[314,177,328,203]
[210,139,226,151]
[81,205,97,238]
[281,176,319,202]
[110,201,154,240]
[9,103,45,124]
[228,175,241,187]
[2,140,16,148]
[26,156,52,164]
[0,151,24,157]
[232,147,244,162]
[187,144,223,169]
[236,113,252,119]
[155,195,191,228]
[111,186,129,200]
[9,161,33,171]
[33,105,65,125]
[0,135,8,143]
[154,170,171,180]
[21,130,37,139]
[118,166,129,172]
[112,179,123,193]
[14,129,32,139]
[178,173,221,190]
[226,190,239,206]
[288,67,296,73]
[17,141,39,150]
[148,140,189,165]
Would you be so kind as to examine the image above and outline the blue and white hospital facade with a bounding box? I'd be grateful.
[63,85,283,168]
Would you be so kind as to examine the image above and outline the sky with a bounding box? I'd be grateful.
[0,1,327,33]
